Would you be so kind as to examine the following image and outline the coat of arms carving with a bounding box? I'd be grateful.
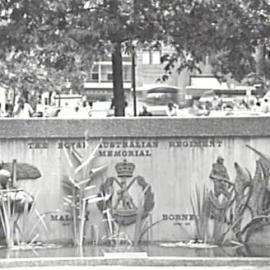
[97,159,155,226]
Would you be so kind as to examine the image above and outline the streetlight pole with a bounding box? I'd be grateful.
[131,0,137,116]
[132,46,137,116]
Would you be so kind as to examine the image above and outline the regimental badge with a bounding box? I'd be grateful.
[97,159,155,226]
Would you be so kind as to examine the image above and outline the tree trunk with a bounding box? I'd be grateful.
[112,42,125,116]
[255,42,265,77]
[255,42,266,93]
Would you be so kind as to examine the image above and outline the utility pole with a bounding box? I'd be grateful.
[132,46,137,116]
[132,0,137,116]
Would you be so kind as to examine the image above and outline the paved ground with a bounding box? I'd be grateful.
[1,257,270,269]
[3,267,270,270]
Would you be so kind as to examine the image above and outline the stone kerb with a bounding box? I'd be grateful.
[0,257,270,267]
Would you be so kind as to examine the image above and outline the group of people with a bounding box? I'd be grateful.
[0,97,34,118]
[194,96,270,116]
[139,102,178,117]
[2,94,270,118]
[0,97,94,119]
[137,95,270,117]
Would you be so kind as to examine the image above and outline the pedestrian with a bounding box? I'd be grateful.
[261,98,270,113]
[189,99,207,116]
[166,102,177,116]
[5,99,13,117]
[252,101,262,113]
[35,97,45,117]
[13,97,34,118]
[80,100,92,118]
[0,162,11,189]
[139,106,152,116]
[0,104,5,117]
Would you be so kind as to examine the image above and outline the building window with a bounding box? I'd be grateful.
[142,51,150,64]
[91,73,99,81]
[152,50,161,64]
[142,50,161,65]
[89,61,131,82]
[123,65,131,82]
[107,73,113,81]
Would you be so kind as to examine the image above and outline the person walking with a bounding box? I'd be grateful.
[13,97,33,118]
[0,162,11,189]
[166,102,177,116]
[139,106,152,116]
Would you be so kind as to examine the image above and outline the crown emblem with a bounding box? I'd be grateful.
[115,159,135,178]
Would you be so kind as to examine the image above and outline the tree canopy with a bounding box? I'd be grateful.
[159,0,270,87]
[1,0,270,114]
[0,0,163,115]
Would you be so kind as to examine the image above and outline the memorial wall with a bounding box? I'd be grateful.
[0,118,270,245]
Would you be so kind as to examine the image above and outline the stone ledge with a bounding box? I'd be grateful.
[0,257,270,267]
[0,117,269,139]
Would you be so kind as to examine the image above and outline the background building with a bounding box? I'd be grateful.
[84,54,132,102]
[82,46,195,103]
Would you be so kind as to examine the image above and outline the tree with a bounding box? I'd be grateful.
[0,0,162,116]
[54,0,162,116]
[0,0,88,109]
[0,49,53,108]
[2,0,270,113]
[158,0,270,89]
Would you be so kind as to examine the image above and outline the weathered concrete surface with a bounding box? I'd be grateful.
[0,117,270,139]
[1,257,270,268]
[1,118,270,243]
[3,267,270,270]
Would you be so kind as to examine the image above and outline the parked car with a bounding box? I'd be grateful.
[138,86,180,116]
